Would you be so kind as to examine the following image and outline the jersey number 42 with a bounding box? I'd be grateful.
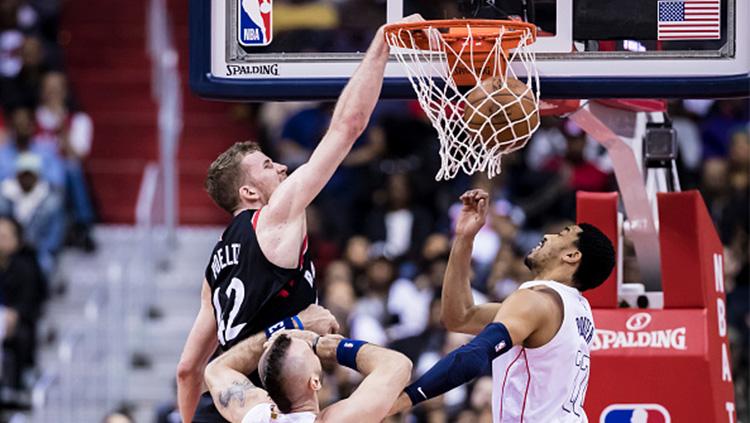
[213,277,247,346]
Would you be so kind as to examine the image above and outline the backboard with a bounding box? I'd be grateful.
[189,0,749,101]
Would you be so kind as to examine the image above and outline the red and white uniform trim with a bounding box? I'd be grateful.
[491,280,594,423]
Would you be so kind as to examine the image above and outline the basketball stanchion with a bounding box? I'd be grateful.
[578,191,736,422]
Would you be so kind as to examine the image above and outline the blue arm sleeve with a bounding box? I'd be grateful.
[404,322,513,405]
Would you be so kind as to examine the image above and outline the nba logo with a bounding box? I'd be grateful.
[238,0,272,46]
[600,404,671,423]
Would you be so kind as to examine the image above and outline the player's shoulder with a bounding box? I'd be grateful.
[504,285,562,316]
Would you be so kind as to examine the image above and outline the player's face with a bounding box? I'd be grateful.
[525,225,582,271]
[289,338,322,371]
[240,152,288,204]
[284,338,324,394]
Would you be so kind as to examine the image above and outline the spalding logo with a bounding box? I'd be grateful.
[625,313,652,331]
[592,312,687,351]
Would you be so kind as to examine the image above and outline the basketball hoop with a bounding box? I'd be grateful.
[384,19,541,180]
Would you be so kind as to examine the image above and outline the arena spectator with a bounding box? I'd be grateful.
[0,35,58,108]
[342,235,372,296]
[0,106,64,188]
[0,152,64,275]
[366,172,433,261]
[348,257,394,345]
[700,99,749,159]
[0,215,46,395]
[322,264,356,336]
[669,100,704,189]
[35,71,96,250]
[0,108,6,143]
[0,22,24,81]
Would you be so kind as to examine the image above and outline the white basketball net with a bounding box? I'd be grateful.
[385,23,540,180]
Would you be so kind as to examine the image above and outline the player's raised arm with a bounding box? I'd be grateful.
[261,14,424,227]
[441,189,502,335]
[254,15,425,269]
[262,33,386,225]
[176,279,219,423]
[316,336,412,423]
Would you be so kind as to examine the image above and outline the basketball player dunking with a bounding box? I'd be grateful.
[176,14,424,423]
[390,189,615,422]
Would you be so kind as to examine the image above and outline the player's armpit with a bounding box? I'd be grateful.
[492,288,550,347]
[257,128,359,268]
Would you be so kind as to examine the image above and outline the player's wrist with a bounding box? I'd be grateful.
[335,338,368,371]
[264,315,304,339]
[313,334,343,362]
[454,233,477,243]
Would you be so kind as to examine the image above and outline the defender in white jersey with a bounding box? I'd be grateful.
[391,189,614,423]
[491,280,594,421]
[203,326,411,423]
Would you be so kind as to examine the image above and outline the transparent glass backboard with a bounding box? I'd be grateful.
[189,0,749,100]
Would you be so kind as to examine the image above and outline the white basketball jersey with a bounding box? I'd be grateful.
[242,403,316,423]
[491,280,594,423]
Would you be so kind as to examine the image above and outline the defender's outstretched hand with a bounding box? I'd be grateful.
[455,189,490,238]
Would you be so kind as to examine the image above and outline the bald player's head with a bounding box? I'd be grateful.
[259,333,323,413]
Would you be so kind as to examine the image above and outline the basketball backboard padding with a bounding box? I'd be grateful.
[190,0,750,101]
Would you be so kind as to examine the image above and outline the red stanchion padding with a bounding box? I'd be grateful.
[658,191,736,420]
[576,191,619,309]
[659,191,719,308]
[583,191,736,423]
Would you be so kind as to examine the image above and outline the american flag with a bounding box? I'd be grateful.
[658,0,720,40]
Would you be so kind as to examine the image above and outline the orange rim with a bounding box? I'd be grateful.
[383,19,537,52]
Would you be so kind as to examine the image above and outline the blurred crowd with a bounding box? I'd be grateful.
[0,1,744,421]
[0,0,96,412]
[223,97,748,422]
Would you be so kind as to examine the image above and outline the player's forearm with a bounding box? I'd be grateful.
[404,323,512,406]
[210,331,267,376]
[177,370,204,423]
[177,290,219,422]
[329,27,389,140]
[271,31,389,218]
[316,336,412,381]
[441,235,479,331]
[356,344,412,380]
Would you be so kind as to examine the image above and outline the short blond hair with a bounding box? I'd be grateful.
[205,141,261,213]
